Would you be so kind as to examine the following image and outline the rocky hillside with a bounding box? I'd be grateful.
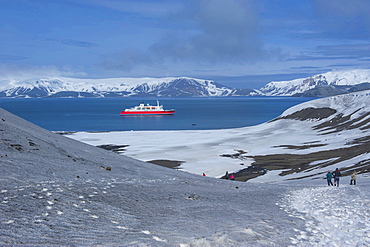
[1,90,370,245]
[0,107,299,246]
[234,90,370,181]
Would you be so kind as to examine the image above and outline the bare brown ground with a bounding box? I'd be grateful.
[234,142,370,181]
[147,159,184,169]
[233,107,370,181]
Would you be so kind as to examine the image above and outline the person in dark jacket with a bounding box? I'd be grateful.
[326,171,333,186]
[333,168,341,187]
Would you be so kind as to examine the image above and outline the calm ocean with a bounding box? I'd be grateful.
[0,97,315,132]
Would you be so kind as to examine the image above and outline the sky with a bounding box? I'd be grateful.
[1,0,370,89]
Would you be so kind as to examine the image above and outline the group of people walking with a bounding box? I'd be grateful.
[326,168,357,187]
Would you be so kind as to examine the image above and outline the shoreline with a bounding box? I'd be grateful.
[96,143,185,170]
[147,159,184,169]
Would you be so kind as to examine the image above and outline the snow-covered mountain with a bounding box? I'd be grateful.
[0,77,258,98]
[2,69,370,98]
[259,69,370,97]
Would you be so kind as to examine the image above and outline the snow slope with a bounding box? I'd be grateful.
[0,107,297,246]
[281,184,370,246]
[69,90,370,182]
[260,69,370,96]
[1,95,370,245]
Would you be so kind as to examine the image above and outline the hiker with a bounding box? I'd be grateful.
[224,171,229,179]
[229,173,235,180]
[350,170,357,185]
[333,168,341,187]
[202,173,206,176]
[326,171,333,186]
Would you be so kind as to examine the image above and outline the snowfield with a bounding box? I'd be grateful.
[1,90,370,246]
[282,183,370,246]
[69,90,370,181]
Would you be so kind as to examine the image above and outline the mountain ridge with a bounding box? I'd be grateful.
[2,69,370,98]
[259,69,370,97]
[0,76,258,98]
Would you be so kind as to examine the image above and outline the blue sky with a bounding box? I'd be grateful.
[1,0,370,88]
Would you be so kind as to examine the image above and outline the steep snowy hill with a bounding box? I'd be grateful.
[0,77,258,98]
[259,69,370,96]
[0,107,305,246]
[2,98,370,246]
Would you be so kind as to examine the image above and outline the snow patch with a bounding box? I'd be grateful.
[282,185,370,245]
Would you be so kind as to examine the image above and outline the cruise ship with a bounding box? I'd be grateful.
[120,101,175,115]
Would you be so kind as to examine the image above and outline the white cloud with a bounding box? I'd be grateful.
[100,0,282,73]
[0,64,86,81]
[157,0,264,62]
[88,0,182,18]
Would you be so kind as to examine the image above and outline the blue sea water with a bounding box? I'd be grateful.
[0,97,315,132]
